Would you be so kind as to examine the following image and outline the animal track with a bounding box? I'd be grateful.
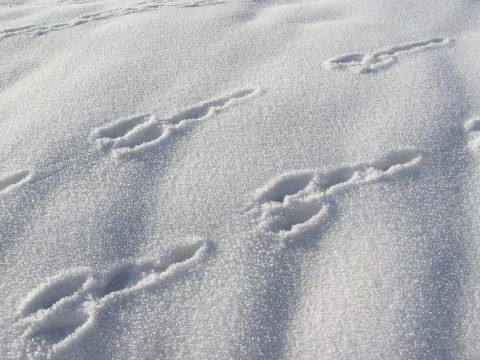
[19,271,89,316]
[249,150,421,241]
[24,309,91,352]
[98,240,206,297]
[0,0,223,39]
[93,87,259,157]
[254,172,314,204]
[465,117,480,155]
[324,37,452,74]
[269,199,328,233]
[0,170,32,194]
[17,240,208,356]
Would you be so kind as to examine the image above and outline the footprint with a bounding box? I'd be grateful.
[18,271,92,354]
[372,149,421,172]
[93,115,161,151]
[17,240,208,356]
[24,309,91,349]
[465,117,480,155]
[166,88,257,124]
[324,37,451,74]
[93,114,152,141]
[317,167,355,192]
[96,239,207,298]
[250,150,421,240]
[269,199,328,233]
[97,261,173,297]
[19,271,89,316]
[93,87,259,157]
[253,171,314,204]
[0,0,224,39]
[315,149,421,195]
[112,121,168,150]
[0,170,32,194]
[376,38,450,56]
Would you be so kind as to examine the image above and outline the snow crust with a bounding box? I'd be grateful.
[1,0,480,358]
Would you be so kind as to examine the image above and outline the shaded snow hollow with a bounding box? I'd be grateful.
[1,0,480,359]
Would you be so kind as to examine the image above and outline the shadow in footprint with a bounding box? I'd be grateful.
[328,53,364,65]
[464,117,480,155]
[20,272,88,316]
[320,168,355,192]
[374,149,420,172]
[465,118,480,133]
[101,265,152,296]
[113,122,166,150]
[255,172,314,204]
[0,170,31,194]
[272,201,327,233]
[26,310,90,347]
[97,240,207,298]
[94,115,151,140]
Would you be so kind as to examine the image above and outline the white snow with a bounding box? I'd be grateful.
[1,0,480,358]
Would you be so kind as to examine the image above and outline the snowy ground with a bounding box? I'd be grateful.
[1,0,480,358]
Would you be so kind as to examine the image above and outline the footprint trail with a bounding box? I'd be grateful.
[0,0,223,39]
[324,37,451,74]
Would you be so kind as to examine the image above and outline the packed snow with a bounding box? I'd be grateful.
[1,0,480,358]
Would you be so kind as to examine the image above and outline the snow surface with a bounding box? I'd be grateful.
[1,0,480,358]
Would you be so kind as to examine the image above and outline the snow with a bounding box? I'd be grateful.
[0,0,480,358]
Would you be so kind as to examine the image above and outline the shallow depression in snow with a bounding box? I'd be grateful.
[1,0,480,359]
